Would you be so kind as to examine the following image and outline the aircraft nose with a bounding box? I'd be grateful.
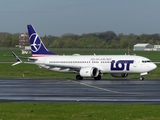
[151,63,157,70]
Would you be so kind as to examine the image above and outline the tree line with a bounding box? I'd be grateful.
[0,31,160,48]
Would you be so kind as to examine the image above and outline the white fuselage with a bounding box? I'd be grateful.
[34,55,157,74]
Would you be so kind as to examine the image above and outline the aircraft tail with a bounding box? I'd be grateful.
[27,25,56,57]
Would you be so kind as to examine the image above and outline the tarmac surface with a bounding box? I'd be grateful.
[0,78,160,104]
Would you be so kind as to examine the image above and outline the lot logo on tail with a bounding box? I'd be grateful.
[30,33,42,52]
[27,24,56,55]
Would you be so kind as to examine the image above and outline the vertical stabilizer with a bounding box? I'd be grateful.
[27,25,56,57]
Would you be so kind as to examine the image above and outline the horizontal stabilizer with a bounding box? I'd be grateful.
[12,51,22,66]
[12,61,22,66]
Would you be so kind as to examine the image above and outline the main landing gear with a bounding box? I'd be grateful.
[94,75,101,80]
[76,75,83,80]
[76,75,101,80]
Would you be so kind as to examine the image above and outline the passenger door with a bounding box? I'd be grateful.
[133,59,137,67]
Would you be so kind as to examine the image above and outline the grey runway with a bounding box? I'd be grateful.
[0,78,160,104]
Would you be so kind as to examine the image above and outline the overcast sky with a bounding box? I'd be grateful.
[0,0,160,36]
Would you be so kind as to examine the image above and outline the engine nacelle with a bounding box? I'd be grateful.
[80,67,99,77]
[111,73,128,78]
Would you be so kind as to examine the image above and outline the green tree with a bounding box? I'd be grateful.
[120,36,129,48]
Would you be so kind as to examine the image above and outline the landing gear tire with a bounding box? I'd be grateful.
[94,75,101,80]
[76,75,83,80]
[140,76,144,81]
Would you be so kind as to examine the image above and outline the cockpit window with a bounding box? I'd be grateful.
[142,60,151,63]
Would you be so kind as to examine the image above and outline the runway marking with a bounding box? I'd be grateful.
[69,80,159,96]
[69,80,121,94]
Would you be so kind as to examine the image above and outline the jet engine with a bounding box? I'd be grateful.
[80,67,99,77]
[111,73,128,78]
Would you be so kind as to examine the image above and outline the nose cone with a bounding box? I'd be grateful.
[151,63,157,71]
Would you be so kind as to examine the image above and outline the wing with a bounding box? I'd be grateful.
[12,52,83,72]
[20,62,81,73]
[44,63,81,71]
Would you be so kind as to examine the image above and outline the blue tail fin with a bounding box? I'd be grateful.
[27,25,56,57]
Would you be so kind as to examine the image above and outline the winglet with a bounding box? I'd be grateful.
[12,51,22,66]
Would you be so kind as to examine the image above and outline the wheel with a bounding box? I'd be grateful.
[76,75,83,80]
[140,76,144,81]
[94,75,101,80]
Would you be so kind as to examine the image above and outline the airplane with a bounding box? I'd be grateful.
[12,25,157,80]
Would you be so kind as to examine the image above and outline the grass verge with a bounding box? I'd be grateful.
[0,103,160,120]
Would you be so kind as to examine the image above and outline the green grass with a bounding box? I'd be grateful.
[0,103,160,120]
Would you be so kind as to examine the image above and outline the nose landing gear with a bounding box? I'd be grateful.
[140,76,144,81]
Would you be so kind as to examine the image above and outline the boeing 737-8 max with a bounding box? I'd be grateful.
[12,25,157,80]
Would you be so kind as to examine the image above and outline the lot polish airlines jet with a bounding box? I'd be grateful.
[12,25,157,80]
